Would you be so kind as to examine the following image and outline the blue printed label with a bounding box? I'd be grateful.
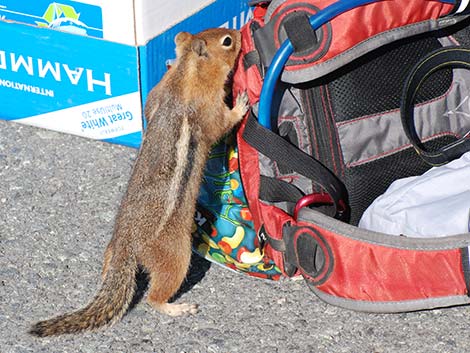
[0,0,103,38]
[0,21,139,119]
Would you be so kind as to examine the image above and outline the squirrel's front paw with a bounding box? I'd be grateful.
[234,91,250,118]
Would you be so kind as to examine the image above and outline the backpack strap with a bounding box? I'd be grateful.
[242,112,350,222]
[401,46,470,166]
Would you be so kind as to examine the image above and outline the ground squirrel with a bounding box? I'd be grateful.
[30,28,249,337]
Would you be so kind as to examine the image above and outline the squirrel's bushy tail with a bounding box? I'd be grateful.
[29,254,137,337]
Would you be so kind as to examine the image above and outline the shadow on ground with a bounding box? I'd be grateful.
[128,253,212,312]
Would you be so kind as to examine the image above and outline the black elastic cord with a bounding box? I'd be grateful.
[401,46,470,166]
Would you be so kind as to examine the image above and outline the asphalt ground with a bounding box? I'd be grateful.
[2,119,470,353]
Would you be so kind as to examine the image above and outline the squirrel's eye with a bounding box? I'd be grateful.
[222,36,232,47]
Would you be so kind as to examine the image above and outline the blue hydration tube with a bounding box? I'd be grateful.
[258,0,385,129]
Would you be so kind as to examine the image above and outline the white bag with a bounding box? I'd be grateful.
[359,152,470,237]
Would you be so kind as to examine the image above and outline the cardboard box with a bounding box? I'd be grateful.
[0,0,252,148]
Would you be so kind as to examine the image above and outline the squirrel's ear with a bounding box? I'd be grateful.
[191,38,208,57]
[175,32,192,47]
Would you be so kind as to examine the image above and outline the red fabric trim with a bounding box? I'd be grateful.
[253,4,268,20]
[272,6,331,62]
[236,119,262,232]
[299,223,468,301]
[236,121,298,274]
[259,203,296,275]
[234,18,266,232]
[267,0,455,72]
[233,18,264,105]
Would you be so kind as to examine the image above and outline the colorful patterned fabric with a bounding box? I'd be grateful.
[193,135,281,280]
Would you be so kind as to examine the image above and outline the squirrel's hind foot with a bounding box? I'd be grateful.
[149,301,199,317]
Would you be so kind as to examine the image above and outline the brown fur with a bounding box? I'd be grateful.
[30,28,249,337]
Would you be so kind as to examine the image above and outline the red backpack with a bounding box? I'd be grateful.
[194,0,470,312]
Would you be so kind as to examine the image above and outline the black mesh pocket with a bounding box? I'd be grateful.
[327,35,453,123]
[344,136,458,225]
[300,33,459,224]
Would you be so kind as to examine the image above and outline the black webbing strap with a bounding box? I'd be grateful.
[259,175,337,217]
[460,247,470,296]
[243,51,261,71]
[401,46,470,166]
[259,175,304,203]
[283,12,318,54]
[243,112,349,221]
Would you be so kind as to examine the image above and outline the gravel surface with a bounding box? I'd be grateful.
[1,119,470,353]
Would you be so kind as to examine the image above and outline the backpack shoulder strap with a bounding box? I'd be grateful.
[242,112,350,221]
